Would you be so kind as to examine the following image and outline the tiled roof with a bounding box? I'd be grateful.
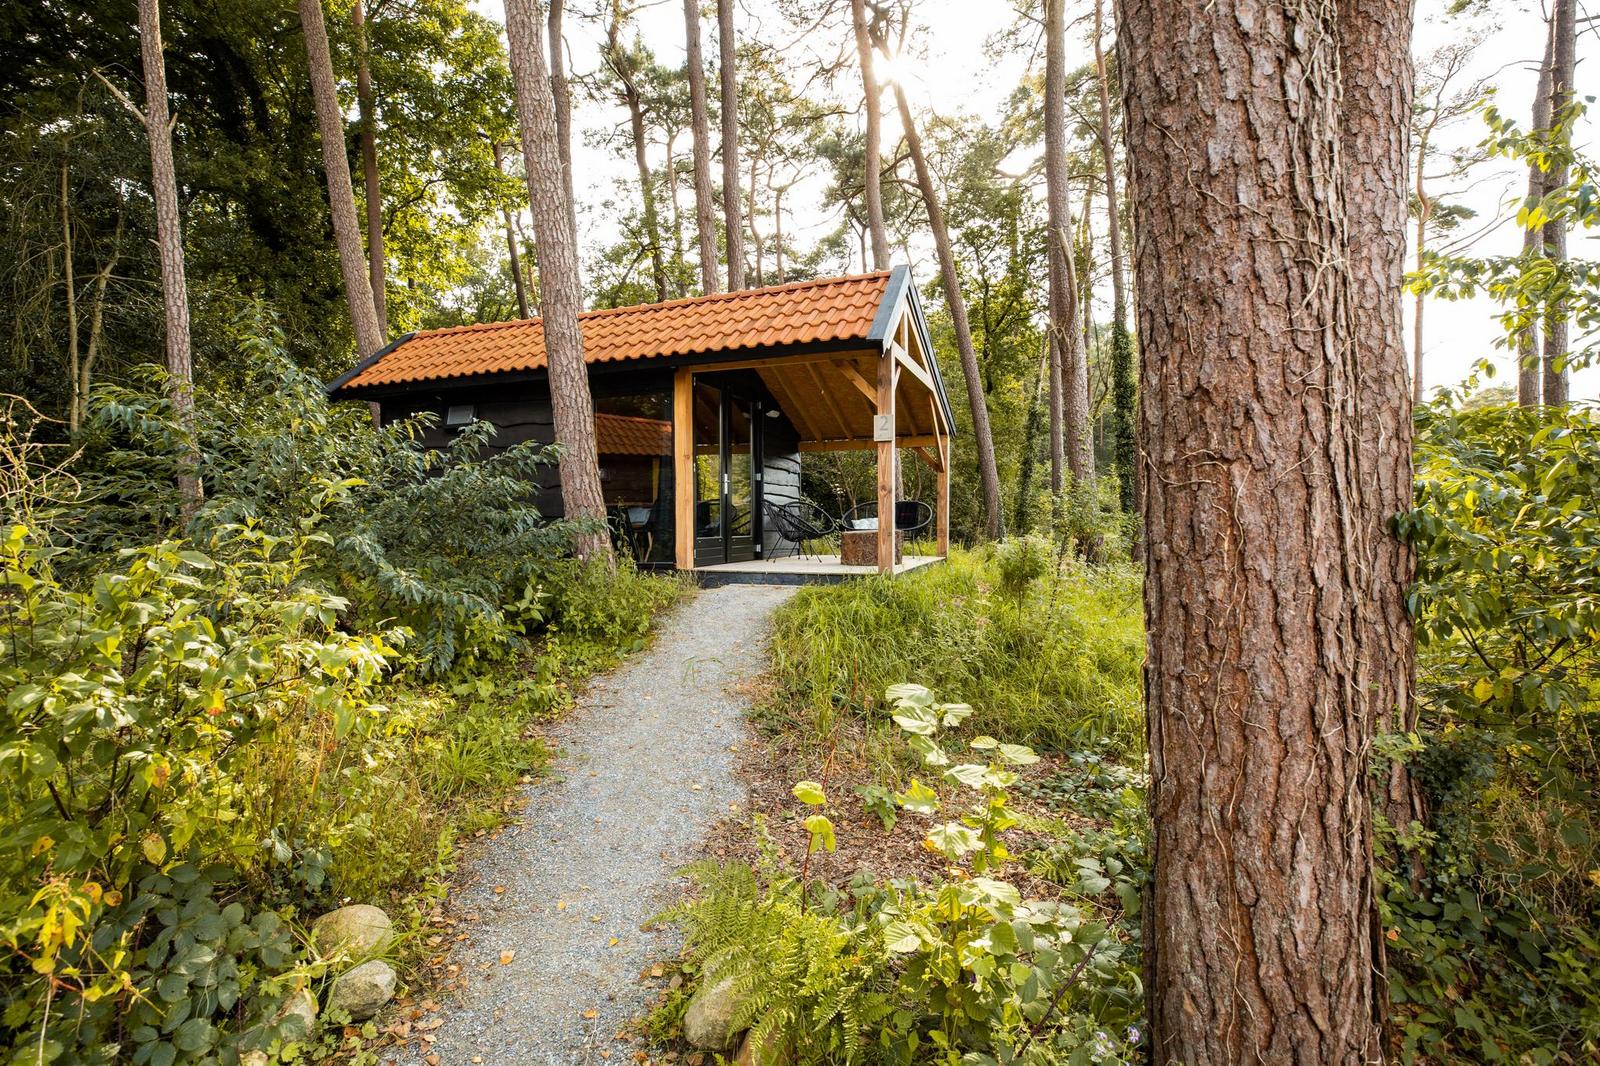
[594,412,671,456]
[332,271,894,392]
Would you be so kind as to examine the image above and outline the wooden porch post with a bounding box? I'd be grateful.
[877,344,896,574]
[936,438,950,557]
[674,367,694,570]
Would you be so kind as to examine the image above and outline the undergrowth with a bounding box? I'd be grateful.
[765,546,1143,760]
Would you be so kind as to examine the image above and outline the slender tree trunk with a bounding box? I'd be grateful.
[1094,0,1136,515]
[774,183,785,283]
[1047,331,1065,493]
[494,140,531,319]
[549,0,578,246]
[1121,0,1383,1059]
[1519,21,1555,407]
[61,163,80,433]
[138,0,202,518]
[1045,0,1092,488]
[716,0,746,289]
[605,18,669,303]
[1412,134,1429,402]
[505,0,611,562]
[683,0,721,294]
[747,155,763,287]
[666,130,688,297]
[1340,0,1424,902]
[1542,0,1575,406]
[1016,344,1047,533]
[894,82,1003,538]
[851,0,890,269]
[300,0,385,364]
[353,0,387,337]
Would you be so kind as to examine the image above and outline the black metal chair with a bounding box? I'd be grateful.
[764,499,840,560]
[841,499,934,536]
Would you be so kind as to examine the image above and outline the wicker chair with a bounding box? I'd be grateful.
[763,499,839,560]
[840,499,934,536]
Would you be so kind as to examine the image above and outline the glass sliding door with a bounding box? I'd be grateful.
[690,374,762,566]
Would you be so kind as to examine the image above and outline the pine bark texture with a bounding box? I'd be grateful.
[1119,0,1382,1059]
[1542,0,1575,406]
[300,0,385,362]
[683,0,721,293]
[1518,22,1555,406]
[894,82,1003,539]
[1339,0,1422,859]
[851,0,891,271]
[138,0,202,516]
[353,0,387,338]
[1094,0,1137,514]
[505,0,611,560]
[716,0,746,289]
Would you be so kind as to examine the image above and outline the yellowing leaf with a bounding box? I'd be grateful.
[791,780,826,806]
[499,950,515,965]
[140,832,167,866]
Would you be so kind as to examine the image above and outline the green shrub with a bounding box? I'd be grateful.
[0,518,394,1064]
[766,548,1143,754]
[663,686,1140,1065]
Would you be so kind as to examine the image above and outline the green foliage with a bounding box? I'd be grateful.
[664,688,1141,1065]
[1384,399,1600,1062]
[767,548,1143,755]
[0,519,392,1063]
[993,535,1052,607]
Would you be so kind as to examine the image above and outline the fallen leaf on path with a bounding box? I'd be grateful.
[499,950,515,965]
[582,1008,599,1019]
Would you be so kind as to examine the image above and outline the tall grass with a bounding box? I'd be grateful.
[766,547,1144,756]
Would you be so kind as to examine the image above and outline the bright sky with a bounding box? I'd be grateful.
[473,0,1596,401]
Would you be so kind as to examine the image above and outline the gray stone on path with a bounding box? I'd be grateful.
[399,584,795,1065]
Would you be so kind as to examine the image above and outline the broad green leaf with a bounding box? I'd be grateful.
[895,778,940,814]
[803,814,836,853]
[997,743,1039,766]
[791,780,827,806]
[883,920,921,953]
[885,683,933,707]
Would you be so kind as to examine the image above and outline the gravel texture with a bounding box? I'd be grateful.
[399,584,795,1065]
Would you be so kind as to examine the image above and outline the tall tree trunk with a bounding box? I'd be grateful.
[851,0,890,269]
[138,0,202,518]
[747,155,763,287]
[549,0,578,246]
[666,129,687,297]
[1542,0,1575,406]
[1045,0,1092,489]
[605,17,669,303]
[894,82,1003,539]
[1412,131,1429,402]
[494,140,531,319]
[1340,0,1423,899]
[774,183,786,283]
[1517,22,1555,407]
[300,0,385,364]
[353,0,386,337]
[716,0,746,289]
[1094,0,1136,515]
[1121,0,1383,1059]
[683,0,721,293]
[1016,344,1047,533]
[505,0,611,562]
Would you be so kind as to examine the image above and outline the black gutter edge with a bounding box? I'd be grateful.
[324,331,416,397]
[866,263,912,345]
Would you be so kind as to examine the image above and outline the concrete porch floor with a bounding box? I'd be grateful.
[693,553,945,586]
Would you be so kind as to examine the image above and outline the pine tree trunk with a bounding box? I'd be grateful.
[683,0,721,294]
[1519,21,1555,407]
[138,0,202,518]
[1094,0,1136,514]
[1340,0,1424,890]
[1542,0,1575,406]
[353,0,387,337]
[1121,0,1383,1058]
[851,0,890,270]
[300,0,385,363]
[1045,0,1092,488]
[606,18,669,303]
[716,0,746,290]
[894,82,1003,539]
[494,140,531,319]
[549,0,578,246]
[505,0,611,562]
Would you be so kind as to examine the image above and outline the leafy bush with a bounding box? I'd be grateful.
[663,685,1140,1065]
[0,518,393,1063]
[74,334,577,675]
[766,548,1143,754]
[1385,399,1600,1063]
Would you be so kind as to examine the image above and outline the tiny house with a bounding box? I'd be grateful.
[327,266,955,579]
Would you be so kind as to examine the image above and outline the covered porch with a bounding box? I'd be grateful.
[671,271,953,577]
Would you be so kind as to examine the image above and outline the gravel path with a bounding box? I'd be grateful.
[400,584,795,1065]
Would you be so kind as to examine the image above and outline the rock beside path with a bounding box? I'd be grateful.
[328,959,397,1020]
[683,975,745,1051]
[310,904,393,961]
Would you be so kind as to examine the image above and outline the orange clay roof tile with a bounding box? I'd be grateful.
[332,271,894,392]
